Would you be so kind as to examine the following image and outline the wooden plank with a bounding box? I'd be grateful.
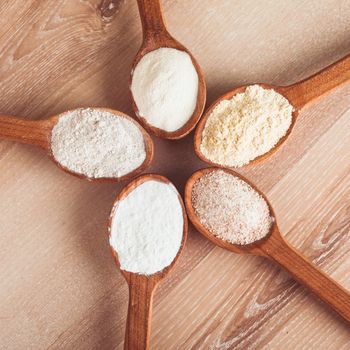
[0,0,349,349]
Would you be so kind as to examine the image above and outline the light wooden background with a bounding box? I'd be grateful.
[0,0,349,349]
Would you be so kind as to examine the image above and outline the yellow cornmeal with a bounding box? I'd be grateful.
[200,85,293,167]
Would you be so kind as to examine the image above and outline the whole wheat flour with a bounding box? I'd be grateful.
[192,170,273,245]
[51,108,146,178]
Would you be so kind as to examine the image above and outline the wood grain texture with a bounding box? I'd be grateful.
[0,0,349,349]
[281,54,350,110]
[184,167,350,323]
[0,114,52,149]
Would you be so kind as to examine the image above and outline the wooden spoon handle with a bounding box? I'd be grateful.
[124,275,158,350]
[282,54,350,110]
[0,114,51,149]
[260,232,350,323]
[136,0,167,36]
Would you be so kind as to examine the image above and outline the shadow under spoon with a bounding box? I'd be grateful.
[195,54,350,167]
[130,0,206,139]
[185,167,350,324]
[0,107,153,182]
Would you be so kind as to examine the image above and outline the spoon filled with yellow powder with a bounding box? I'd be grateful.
[195,54,350,168]
[185,167,350,323]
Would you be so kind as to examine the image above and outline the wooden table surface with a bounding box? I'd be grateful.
[0,0,349,349]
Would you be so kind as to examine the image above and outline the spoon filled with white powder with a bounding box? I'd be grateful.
[195,54,350,167]
[109,174,187,349]
[185,167,350,323]
[0,107,153,181]
[130,0,206,139]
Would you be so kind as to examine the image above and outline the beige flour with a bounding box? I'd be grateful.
[51,108,146,178]
[192,170,273,245]
[200,85,293,167]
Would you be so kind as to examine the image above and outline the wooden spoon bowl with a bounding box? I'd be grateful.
[0,107,154,182]
[185,167,350,323]
[195,54,350,168]
[130,0,206,139]
[108,174,188,350]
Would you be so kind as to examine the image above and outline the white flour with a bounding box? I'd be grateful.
[110,180,183,275]
[131,47,198,132]
[51,108,146,178]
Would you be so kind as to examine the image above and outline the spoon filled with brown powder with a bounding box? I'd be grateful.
[185,167,350,323]
[0,107,154,181]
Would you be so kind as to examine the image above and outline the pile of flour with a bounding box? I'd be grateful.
[51,108,146,178]
[110,180,184,275]
[192,170,273,245]
[131,47,199,132]
[200,85,293,167]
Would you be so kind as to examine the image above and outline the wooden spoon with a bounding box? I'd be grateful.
[0,107,154,182]
[130,0,206,139]
[108,174,188,350]
[185,167,350,323]
[195,54,350,167]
